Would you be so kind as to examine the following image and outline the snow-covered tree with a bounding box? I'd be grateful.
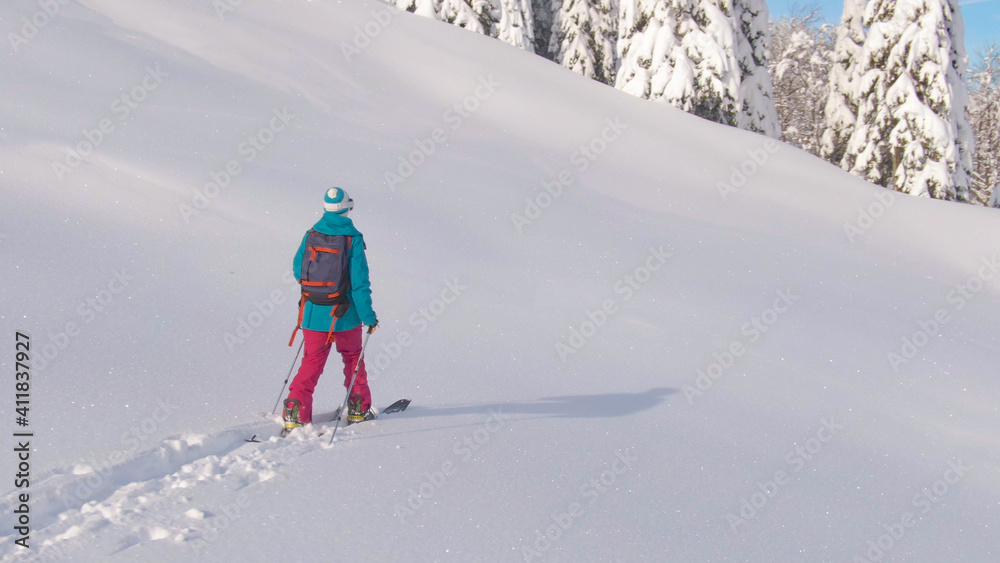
[614,0,651,97]
[616,0,742,128]
[844,0,974,201]
[820,0,865,166]
[401,0,491,34]
[497,0,536,52]
[769,7,834,154]
[397,0,534,52]
[395,0,442,18]
[969,43,1000,206]
[734,0,780,137]
[548,0,617,84]
[616,0,781,135]
[532,0,555,55]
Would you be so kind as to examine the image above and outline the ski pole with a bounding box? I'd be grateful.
[329,327,373,445]
[271,339,305,415]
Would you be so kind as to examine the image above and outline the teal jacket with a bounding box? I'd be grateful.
[293,212,377,332]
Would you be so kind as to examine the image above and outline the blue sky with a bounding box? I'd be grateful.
[770,0,1000,58]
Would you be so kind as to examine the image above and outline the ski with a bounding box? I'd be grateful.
[380,398,411,415]
[254,399,411,441]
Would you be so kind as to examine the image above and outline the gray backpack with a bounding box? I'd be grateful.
[289,230,352,346]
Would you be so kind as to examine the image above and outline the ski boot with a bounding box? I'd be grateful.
[282,398,303,437]
[347,394,376,425]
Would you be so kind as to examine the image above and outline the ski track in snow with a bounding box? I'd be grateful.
[0,414,359,561]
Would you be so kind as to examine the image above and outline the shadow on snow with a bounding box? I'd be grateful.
[390,387,677,420]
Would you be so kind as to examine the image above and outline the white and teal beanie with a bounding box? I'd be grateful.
[323,187,354,214]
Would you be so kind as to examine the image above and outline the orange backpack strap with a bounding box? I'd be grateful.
[322,235,352,347]
[325,310,337,347]
[288,295,306,346]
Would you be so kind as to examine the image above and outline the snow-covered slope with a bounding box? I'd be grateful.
[1,1,998,561]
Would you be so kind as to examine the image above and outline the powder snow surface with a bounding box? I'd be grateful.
[0,1,998,562]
